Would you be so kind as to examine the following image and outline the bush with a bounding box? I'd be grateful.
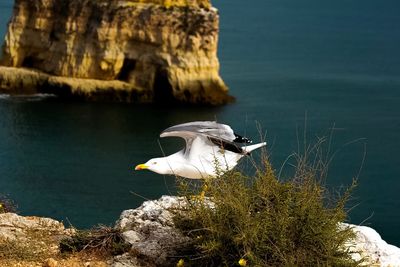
[173,152,359,266]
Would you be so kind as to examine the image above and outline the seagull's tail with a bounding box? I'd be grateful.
[242,142,266,154]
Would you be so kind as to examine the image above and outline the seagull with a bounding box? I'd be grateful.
[135,121,266,179]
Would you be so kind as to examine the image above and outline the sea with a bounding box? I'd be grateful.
[1,0,400,245]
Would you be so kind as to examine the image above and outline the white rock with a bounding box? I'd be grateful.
[121,230,141,244]
[108,253,142,267]
[115,196,190,266]
[343,223,400,266]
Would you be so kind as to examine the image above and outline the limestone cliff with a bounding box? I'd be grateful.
[0,0,231,104]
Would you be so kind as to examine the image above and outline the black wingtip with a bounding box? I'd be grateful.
[208,137,245,154]
[233,133,253,144]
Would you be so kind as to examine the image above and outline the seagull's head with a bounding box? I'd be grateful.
[135,157,172,175]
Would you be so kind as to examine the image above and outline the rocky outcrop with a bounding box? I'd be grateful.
[0,66,151,101]
[0,0,231,104]
[344,223,400,266]
[0,212,67,242]
[0,213,75,266]
[115,196,189,266]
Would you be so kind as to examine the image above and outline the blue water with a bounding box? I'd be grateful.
[1,0,400,245]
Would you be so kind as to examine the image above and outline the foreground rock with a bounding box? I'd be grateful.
[0,0,231,105]
[0,213,109,267]
[344,224,400,266]
[114,196,189,266]
[0,212,67,242]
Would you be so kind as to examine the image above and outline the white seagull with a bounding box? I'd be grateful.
[135,121,266,179]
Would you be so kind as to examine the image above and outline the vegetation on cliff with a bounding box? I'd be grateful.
[0,214,117,266]
[174,145,359,266]
[125,0,211,8]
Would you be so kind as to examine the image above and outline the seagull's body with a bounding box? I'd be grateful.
[135,121,266,179]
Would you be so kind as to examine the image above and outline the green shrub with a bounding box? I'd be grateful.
[173,152,359,266]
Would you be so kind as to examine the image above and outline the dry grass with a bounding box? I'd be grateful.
[0,228,60,262]
[0,227,111,266]
[60,225,130,257]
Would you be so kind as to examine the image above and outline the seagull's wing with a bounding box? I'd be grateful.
[160,121,247,156]
[160,121,236,141]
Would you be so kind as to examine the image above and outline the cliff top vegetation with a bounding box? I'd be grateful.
[173,141,360,266]
[121,0,211,8]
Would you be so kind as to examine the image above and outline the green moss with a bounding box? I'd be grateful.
[173,152,360,266]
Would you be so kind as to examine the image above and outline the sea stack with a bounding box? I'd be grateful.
[0,0,231,105]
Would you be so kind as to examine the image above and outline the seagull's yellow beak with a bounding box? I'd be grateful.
[135,163,149,171]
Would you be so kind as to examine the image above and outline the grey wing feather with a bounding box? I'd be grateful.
[160,121,236,141]
[160,121,247,155]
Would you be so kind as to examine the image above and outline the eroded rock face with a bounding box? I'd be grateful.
[0,0,231,104]
[115,196,190,266]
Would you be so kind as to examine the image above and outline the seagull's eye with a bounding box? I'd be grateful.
[152,162,157,165]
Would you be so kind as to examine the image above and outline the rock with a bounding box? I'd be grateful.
[0,212,66,241]
[121,230,141,244]
[43,258,58,267]
[0,213,76,266]
[0,66,150,102]
[86,262,108,267]
[115,196,190,266]
[0,0,231,105]
[343,223,400,266]
[108,253,144,267]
